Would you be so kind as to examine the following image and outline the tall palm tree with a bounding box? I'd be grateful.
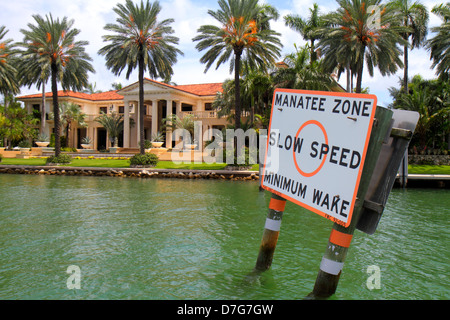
[427,3,450,80]
[99,0,182,155]
[193,0,282,129]
[284,3,328,63]
[19,14,94,157]
[0,26,19,98]
[316,0,407,93]
[389,0,429,92]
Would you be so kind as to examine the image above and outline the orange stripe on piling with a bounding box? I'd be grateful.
[329,229,353,248]
[269,198,286,212]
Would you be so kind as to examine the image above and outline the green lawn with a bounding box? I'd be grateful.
[408,165,450,175]
[0,157,448,174]
[0,157,258,171]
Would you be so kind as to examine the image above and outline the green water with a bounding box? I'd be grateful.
[0,174,448,300]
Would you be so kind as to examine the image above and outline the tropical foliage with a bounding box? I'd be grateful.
[390,75,450,152]
[0,97,38,148]
[284,3,328,63]
[427,3,450,80]
[99,0,182,154]
[1,0,449,154]
[316,0,407,93]
[0,26,19,97]
[272,43,336,91]
[95,111,125,148]
[389,0,429,91]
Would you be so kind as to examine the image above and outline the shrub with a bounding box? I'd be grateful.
[143,140,152,149]
[18,140,31,148]
[129,153,159,167]
[46,154,72,164]
[0,154,2,163]
[222,147,254,167]
[36,133,49,142]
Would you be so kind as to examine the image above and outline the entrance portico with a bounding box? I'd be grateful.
[118,78,223,149]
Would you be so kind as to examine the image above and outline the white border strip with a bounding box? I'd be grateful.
[265,218,281,232]
[320,257,344,275]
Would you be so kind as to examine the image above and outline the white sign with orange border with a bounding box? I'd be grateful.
[261,89,377,227]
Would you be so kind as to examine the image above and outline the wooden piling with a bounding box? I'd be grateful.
[254,193,286,272]
[308,106,393,299]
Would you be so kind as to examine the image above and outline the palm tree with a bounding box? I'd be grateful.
[83,82,102,94]
[0,26,20,147]
[284,3,328,63]
[19,14,94,157]
[242,69,273,122]
[60,102,87,148]
[389,0,429,92]
[316,0,407,93]
[111,82,123,90]
[99,0,183,155]
[193,0,282,130]
[427,3,450,80]
[162,113,195,148]
[95,111,124,148]
[272,44,335,91]
[49,101,87,148]
[0,26,19,98]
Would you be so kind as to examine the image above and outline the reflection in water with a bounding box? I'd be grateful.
[0,174,448,299]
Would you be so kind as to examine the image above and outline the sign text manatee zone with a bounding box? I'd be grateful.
[261,89,377,227]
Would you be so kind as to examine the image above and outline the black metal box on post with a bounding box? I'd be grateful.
[357,109,419,235]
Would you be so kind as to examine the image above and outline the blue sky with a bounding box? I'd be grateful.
[0,0,442,107]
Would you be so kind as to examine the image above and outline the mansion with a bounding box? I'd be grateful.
[17,79,228,151]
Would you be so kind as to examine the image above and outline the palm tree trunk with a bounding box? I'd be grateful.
[346,65,351,93]
[3,94,8,148]
[234,50,242,130]
[355,47,365,94]
[138,53,145,155]
[51,62,61,157]
[403,43,409,93]
[355,61,364,94]
[41,82,46,134]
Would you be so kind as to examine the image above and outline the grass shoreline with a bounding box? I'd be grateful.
[0,157,259,171]
[0,157,449,174]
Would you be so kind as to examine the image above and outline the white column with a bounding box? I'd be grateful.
[152,99,158,136]
[166,100,173,148]
[136,102,140,147]
[175,100,181,116]
[124,99,130,148]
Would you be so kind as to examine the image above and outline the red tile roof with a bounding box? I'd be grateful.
[17,90,123,101]
[140,78,223,96]
[176,83,223,96]
[17,80,223,101]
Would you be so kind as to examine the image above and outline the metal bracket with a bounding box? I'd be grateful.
[363,199,384,214]
[390,127,413,140]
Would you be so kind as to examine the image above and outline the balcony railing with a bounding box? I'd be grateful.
[183,111,217,119]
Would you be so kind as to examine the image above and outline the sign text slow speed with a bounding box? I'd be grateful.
[261,89,377,227]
